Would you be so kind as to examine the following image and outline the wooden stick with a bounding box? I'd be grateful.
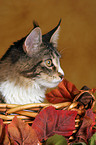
[69,136,74,140]
[75,124,79,128]
[0,114,30,120]
[0,104,19,108]
[0,104,9,108]
[47,102,71,109]
[6,102,71,114]
[3,121,11,124]
[6,103,49,114]
[3,120,34,124]
[0,108,7,112]
[24,121,34,124]
[68,102,78,110]
[29,107,41,111]
[75,119,80,123]
[15,110,38,118]
[70,108,85,115]
[73,130,77,133]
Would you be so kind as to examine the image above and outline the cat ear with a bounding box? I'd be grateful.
[42,19,61,47]
[50,25,60,47]
[23,27,42,56]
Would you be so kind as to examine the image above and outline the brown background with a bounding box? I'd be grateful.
[0,0,96,90]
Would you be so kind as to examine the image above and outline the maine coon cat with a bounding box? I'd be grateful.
[0,20,64,104]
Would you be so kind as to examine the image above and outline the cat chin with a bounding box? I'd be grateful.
[36,79,62,88]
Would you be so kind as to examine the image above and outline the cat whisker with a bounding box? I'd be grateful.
[59,47,67,55]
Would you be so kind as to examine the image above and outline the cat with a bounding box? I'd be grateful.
[0,20,64,104]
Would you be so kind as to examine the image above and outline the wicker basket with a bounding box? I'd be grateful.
[0,89,96,142]
[0,102,71,124]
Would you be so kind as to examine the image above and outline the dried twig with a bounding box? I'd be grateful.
[6,102,71,114]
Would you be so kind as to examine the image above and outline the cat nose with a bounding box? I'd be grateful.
[58,66,64,79]
[58,72,64,79]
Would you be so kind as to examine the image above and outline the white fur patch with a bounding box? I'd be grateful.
[57,60,64,76]
[53,57,64,76]
[0,80,46,104]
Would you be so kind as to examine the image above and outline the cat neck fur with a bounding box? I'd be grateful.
[0,76,46,104]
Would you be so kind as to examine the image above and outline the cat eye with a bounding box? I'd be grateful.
[45,59,53,67]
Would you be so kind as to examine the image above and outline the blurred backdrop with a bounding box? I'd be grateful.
[0,0,96,90]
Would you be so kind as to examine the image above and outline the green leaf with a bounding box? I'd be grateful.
[72,142,87,145]
[89,133,96,145]
[45,134,67,145]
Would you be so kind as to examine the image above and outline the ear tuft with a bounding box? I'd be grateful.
[33,21,39,28]
[23,27,42,56]
[42,19,61,47]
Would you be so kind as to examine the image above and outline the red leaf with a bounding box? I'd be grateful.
[75,109,96,143]
[55,110,77,136]
[46,79,79,104]
[86,109,96,139]
[32,106,77,142]
[46,88,66,103]
[8,116,40,145]
[0,119,11,145]
[58,79,79,98]
[32,106,57,141]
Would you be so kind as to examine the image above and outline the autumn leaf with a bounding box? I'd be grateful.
[46,79,96,112]
[73,86,96,109]
[46,79,79,104]
[0,119,12,145]
[75,109,96,143]
[8,116,40,145]
[32,106,77,142]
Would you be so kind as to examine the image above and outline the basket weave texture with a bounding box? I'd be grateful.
[0,90,96,142]
[0,102,71,124]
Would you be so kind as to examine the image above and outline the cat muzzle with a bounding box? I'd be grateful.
[58,72,64,79]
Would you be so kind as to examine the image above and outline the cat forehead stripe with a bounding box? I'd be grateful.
[44,42,61,57]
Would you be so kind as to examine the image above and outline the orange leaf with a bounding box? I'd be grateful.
[46,79,79,104]
[8,116,40,145]
[32,106,77,142]
[0,119,11,145]
[75,109,96,143]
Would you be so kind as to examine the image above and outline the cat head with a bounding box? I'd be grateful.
[20,20,64,88]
